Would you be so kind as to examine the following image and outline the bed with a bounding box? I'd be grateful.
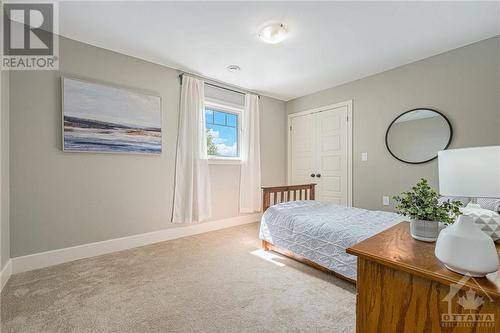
[259,184,404,282]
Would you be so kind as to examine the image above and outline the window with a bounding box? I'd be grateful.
[204,102,241,160]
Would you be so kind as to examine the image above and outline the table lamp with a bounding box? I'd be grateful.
[435,146,500,277]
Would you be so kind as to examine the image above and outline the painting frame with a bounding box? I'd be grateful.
[61,75,163,155]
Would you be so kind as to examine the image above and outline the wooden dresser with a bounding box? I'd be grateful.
[347,222,500,333]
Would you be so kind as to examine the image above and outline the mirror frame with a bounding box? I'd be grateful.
[385,108,453,164]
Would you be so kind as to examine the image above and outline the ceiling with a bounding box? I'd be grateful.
[58,1,500,101]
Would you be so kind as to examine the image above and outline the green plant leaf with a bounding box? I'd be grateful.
[392,178,463,223]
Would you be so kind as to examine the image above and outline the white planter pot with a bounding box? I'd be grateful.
[410,219,440,242]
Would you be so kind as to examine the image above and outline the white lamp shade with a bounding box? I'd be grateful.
[438,146,500,198]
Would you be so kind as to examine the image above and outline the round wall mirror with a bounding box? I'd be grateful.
[385,108,452,164]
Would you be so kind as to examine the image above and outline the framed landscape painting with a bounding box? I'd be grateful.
[62,77,162,154]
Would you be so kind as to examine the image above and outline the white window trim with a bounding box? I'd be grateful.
[207,157,241,165]
[204,100,243,164]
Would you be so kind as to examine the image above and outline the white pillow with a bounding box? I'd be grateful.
[462,206,500,242]
[438,196,470,206]
[477,198,500,213]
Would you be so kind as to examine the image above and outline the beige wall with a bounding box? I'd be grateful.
[8,35,498,258]
[207,95,287,219]
[203,85,287,218]
[287,37,500,211]
[1,70,10,269]
[9,37,286,257]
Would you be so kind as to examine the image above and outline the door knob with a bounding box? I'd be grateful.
[316,174,321,178]
[310,173,316,178]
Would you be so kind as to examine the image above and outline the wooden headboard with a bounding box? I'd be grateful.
[262,184,316,212]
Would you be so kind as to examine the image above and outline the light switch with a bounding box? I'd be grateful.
[382,196,390,206]
[361,152,368,161]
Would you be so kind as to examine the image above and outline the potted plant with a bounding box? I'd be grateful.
[393,178,462,242]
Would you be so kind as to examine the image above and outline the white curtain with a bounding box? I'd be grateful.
[239,94,261,213]
[172,76,212,223]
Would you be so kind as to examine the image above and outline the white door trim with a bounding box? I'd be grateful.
[287,100,353,206]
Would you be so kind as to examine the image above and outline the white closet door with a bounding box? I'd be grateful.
[290,114,315,186]
[314,106,348,204]
[289,105,349,205]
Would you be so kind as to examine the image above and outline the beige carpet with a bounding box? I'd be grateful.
[1,223,356,332]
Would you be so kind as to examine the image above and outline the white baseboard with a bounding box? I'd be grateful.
[11,213,261,275]
[1,259,12,291]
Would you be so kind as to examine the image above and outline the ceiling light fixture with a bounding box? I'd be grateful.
[258,23,287,44]
[227,65,241,72]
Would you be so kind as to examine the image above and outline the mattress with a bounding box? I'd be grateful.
[259,200,404,281]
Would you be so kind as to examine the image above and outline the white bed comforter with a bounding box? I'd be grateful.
[259,200,404,280]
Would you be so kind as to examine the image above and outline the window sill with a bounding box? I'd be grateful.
[208,158,241,165]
